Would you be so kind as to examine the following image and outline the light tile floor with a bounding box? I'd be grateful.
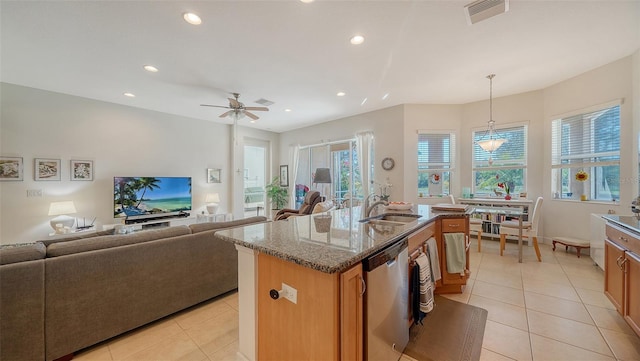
[75,239,640,361]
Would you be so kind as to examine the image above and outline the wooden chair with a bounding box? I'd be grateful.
[499,197,543,262]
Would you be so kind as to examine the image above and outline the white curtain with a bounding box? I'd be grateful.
[356,131,374,199]
[288,144,300,208]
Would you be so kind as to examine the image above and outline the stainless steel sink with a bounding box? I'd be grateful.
[360,213,422,225]
[378,214,422,222]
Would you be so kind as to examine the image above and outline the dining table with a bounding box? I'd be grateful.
[472,205,526,263]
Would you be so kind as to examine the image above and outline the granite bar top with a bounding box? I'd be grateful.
[603,215,640,236]
[215,204,469,274]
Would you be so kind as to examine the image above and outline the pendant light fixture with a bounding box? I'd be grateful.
[476,74,507,165]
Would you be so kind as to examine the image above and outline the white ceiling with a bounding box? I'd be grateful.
[1,1,639,133]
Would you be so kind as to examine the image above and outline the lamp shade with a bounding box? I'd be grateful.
[477,138,507,152]
[205,193,220,203]
[205,193,220,214]
[48,201,77,232]
[313,168,332,184]
[48,201,77,216]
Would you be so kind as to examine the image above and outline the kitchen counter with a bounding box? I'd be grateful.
[603,215,640,236]
[215,204,469,274]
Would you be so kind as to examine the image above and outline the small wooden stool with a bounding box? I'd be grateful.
[552,237,590,258]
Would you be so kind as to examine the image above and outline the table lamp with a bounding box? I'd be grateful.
[205,193,220,214]
[48,201,77,232]
[313,168,332,201]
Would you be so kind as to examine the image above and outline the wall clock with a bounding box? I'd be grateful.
[381,157,395,171]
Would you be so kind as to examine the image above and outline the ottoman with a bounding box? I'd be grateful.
[552,237,590,258]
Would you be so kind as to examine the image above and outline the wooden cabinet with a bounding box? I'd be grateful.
[340,263,364,361]
[435,216,470,294]
[624,251,640,336]
[604,223,640,338]
[604,238,625,313]
[257,252,364,360]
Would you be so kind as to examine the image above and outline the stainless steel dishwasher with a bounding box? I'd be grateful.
[363,238,409,361]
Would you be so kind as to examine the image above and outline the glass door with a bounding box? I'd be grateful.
[244,140,267,218]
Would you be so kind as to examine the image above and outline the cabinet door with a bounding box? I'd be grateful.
[604,239,625,314]
[340,263,363,361]
[624,251,640,336]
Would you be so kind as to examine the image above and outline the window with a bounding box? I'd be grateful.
[472,124,527,196]
[417,131,455,196]
[551,103,620,201]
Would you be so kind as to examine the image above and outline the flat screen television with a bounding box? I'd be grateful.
[114,176,192,222]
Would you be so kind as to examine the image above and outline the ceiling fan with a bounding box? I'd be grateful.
[201,92,269,121]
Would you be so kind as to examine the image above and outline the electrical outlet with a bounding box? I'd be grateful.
[27,189,43,197]
[281,283,297,304]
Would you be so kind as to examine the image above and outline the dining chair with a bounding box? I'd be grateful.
[448,195,483,251]
[499,197,543,262]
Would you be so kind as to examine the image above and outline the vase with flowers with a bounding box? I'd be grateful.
[497,182,511,200]
[576,170,589,201]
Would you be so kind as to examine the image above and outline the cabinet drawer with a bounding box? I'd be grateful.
[607,224,640,255]
[441,218,467,233]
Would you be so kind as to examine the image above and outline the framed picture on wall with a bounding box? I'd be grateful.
[70,160,94,181]
[207,168,221,183]
[34,158,61,181]
[279,165,289,187]
[0,156,24,181]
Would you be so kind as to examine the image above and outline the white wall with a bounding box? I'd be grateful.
[0,83,279,243]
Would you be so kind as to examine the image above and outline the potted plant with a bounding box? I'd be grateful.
[265,176,288,219]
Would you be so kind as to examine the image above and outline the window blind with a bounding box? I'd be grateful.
[418,132,455,170]
[551,105,620,168]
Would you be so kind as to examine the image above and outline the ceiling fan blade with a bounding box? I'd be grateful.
[201,104,230,109]
[244,107,269,112]
[243,111,259,120]
[219,110,234,118]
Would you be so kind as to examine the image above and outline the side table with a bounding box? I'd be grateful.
[196,213,233,223]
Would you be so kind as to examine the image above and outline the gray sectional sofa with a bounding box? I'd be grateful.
[0,216,267,361]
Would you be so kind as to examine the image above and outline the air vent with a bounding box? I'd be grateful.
[464,0,509,25]
[255,98,274,106]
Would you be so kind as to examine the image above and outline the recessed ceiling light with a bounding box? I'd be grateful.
[123,92,135,98]
[350,35,365,45]
[360,98,368,106]
[143,65,158,73]
[382,93,390,100]
[250,119,256,123]
[300,0,315,3]
[337,92,346,97]
[285,108,292,112]
[183,12,202,25]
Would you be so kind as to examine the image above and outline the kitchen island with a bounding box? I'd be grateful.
[215,205,470,360]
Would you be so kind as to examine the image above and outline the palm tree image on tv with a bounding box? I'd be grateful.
[114,177,192,218]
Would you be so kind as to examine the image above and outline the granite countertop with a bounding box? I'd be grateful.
[215,204,469,274]
[603,215,640,236]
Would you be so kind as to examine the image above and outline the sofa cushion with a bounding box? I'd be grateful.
[46,226,192,257]
[38,228,115,247]
[0,242,46,265]
[189,216,267,234]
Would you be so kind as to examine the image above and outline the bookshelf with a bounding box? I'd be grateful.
[458,198,533,241]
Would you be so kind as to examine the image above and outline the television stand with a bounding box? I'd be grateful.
[124,211,190,225]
